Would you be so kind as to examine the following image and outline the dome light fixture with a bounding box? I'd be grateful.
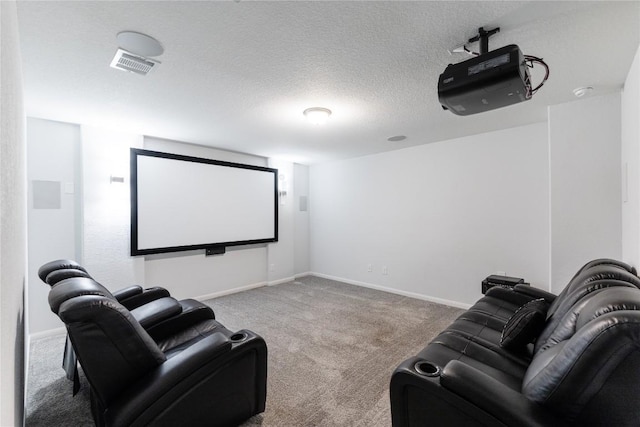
[573,86,594,98]
[303,107,332,125]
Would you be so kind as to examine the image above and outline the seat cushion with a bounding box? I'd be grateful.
[446,311,506,344]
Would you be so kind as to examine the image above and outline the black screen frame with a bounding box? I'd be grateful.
[130,148,278,256]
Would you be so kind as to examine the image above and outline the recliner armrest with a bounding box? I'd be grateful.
[146,299,215,341]
[130,297,183,329]
[106,332,232,426]
[105,332,266,427]
[117,287,171,310]
[514,284,556,304]
[440,360,564,427]
[112,285,143,301]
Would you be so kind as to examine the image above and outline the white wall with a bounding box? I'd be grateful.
[0,1,26,424]
[294,163,310,275]
[267,159,295,284]
[310,123,550,306]
[142,137,271,299]
[622,45,640,270]
[27,118,80,333]
[549,93,622,293]
[81,127,145,289]
[310,92,625,304]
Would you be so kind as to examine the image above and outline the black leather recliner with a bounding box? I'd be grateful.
[39,259,219,392]
[38,259,171,310]
[49,277,267,427]
[390,259,640,426]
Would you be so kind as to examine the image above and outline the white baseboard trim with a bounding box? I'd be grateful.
[195,281,267,302]
[267,276,296,286]
[294,271,311,279]
[30,326,66,341]
[308,272,472,310]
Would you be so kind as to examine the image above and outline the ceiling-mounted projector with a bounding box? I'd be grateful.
[438,27,548,116]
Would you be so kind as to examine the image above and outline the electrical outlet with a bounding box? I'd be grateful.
[269,264,275,272]
[367,264,373,272]
[382,266,388,275]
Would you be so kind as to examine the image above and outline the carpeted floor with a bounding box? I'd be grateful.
[26,276,464,426]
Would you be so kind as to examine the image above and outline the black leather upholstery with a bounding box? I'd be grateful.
[40,259,221,398]
[39,259,171,310]
[40,260,215,338]
[38,258,87,281]
[390,259,640,427]
[49,277,267,426]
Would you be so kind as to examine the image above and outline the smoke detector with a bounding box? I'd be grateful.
[110,48,159,75]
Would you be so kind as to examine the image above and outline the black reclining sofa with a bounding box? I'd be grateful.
[390,259,640,426]
[41,260,267,427]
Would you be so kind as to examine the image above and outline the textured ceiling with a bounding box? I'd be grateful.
[16,1,640,164]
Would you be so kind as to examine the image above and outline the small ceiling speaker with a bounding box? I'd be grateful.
[110,48,160,75]
[116,31,164,57]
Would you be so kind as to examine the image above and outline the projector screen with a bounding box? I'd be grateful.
[131,148,278,255]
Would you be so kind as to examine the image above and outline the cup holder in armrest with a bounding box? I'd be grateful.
[230,332,248,343]
[414,361,441,377]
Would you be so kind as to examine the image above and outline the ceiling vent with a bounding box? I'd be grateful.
[110,48,159,75]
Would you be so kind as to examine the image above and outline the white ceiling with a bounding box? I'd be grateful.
[16,1,640,164]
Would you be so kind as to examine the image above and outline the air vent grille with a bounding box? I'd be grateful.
[110,48,159,75]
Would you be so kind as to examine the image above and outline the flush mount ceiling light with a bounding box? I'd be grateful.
[303,107,332,125]
[573,86,594,98]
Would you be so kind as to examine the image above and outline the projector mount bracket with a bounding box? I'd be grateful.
[468,27,500,55]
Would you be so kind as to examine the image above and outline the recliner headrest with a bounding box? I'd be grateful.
[48,277,114,314]
[45,268,91,286]
[548,265,640,320]
[575,287,640,330]
[574,258,637,277]
[536,287,640,354]
[38,259,87,282]
[566,265,640,294]
[535,278,640,354]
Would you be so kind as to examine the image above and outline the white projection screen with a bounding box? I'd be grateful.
[131,148,278,255]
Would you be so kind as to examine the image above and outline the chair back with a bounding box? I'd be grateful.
[523,287,640,425]
[51,280,166,406]
[536,265,640,354]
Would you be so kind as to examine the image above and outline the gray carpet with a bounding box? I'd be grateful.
[26,276,464,426]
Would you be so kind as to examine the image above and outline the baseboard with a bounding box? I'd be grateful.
[294,271,311,279]
[195,281,267,302]
[267,276,296,286]
[308,272,472,310]
[29,326,66,341]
